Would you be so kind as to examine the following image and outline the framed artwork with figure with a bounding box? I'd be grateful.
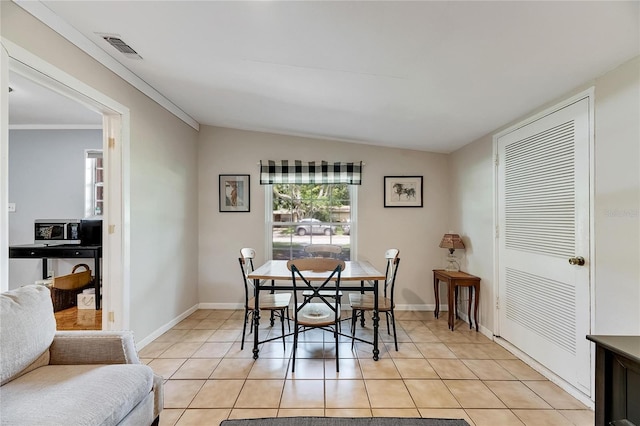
[219,174,250,212]
[384,176,423,207]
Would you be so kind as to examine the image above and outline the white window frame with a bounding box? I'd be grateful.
[84,149,104,217]
[264,185,358,260]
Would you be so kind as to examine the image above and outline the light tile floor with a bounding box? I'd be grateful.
[139,309,594,426]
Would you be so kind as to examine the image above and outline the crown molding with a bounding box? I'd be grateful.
[9,124,103,130]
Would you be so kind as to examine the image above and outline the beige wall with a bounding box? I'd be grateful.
[450,55,640,336]
[2,2,200,340]
[198,126,451,309]
[449,135,495,331]
[592,56,640,334]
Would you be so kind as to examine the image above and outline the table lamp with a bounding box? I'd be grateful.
[439,233,465,272]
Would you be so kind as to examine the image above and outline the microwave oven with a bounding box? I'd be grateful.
[35,219,81,245]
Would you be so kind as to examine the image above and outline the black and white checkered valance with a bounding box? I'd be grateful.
[259,160,362,185]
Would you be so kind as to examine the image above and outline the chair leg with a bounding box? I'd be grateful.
[335,327,340,373]
[280,308,286,351]
[350,310,358,350]
[336,296,342,333]
[292,325,298,373]
[390,311,398,351]
[241,307,249,350]
[286,307,291,332]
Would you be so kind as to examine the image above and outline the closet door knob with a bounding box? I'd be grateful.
[568,256,585,266]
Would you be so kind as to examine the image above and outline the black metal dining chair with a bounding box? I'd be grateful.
[238,248,291,351]
[350,249,401,351]
[287,258,345,372]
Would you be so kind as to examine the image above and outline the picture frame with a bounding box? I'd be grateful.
[219,174,250,212]
[384,176,423,208]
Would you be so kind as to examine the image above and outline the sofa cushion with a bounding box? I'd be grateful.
[0,364,154,426]
[0,285,56,385]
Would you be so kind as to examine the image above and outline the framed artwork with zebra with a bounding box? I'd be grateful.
[384,176,423,207]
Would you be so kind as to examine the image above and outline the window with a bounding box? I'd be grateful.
[85,150,103,217]
[266,183,356,260]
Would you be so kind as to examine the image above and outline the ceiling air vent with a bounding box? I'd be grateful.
[101,35,142,59]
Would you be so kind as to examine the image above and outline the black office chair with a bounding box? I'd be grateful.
[350,249,401,351]
[238,248,291,351]
[287,258,344,372]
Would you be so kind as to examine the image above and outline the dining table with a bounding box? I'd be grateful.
[247,260,386,361]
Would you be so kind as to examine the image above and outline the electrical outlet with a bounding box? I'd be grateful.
[47,270,54,278]
[8,203,16,212]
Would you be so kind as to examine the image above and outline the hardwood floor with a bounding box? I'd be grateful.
[54,306,102,330]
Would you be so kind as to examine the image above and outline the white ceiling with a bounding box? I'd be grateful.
[9,71,102,128]
[10,1,640,153]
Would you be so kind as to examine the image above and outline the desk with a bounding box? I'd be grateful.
[586,335,640,425]
[248,260,385,360]
[9,244,102,310]
[433,269,480,331]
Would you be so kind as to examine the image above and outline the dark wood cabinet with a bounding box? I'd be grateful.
[586,335,640,426]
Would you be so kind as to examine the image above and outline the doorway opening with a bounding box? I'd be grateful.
[2,42,130,331]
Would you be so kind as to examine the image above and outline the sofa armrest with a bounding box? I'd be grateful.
[152,373,164,421]
[49,331,141,365]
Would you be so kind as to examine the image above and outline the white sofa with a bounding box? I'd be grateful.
[0,285,163,426]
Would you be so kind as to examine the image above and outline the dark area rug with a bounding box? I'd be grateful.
[221,417,469,426]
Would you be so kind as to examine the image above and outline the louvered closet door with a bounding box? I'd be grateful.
[497,97,591,395]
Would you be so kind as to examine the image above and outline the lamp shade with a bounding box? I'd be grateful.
[439,233,465,251]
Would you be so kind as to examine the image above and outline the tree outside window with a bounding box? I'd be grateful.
[270,183,352,260]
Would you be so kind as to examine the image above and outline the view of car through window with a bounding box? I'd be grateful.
[295,218,333,236]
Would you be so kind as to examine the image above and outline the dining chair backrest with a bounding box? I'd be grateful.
[240,248,256,268]
[238,248,257,306]
[303,244,342,258]
[286,258,345,311]
[383,249,401,300]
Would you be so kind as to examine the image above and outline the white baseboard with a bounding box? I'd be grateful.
[198,303,449,312]
[198,302,244,310]
[136,304,199,350]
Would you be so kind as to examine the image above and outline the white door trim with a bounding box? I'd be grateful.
[492,87,596,400]
[1,38,130,330]
[1,45,9,289]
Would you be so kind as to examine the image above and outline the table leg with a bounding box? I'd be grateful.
[360,280,366,327]
[434,275,440,319]
[447,281,455,331]
[253,279,261,359]
[473,284,479,332]
[42,258,49,279]
[455,286,459,319]
[372,279,379,361]
[270,280,275,326]
[467,287,472,330]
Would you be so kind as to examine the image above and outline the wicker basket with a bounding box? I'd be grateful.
[50,264,94,312]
